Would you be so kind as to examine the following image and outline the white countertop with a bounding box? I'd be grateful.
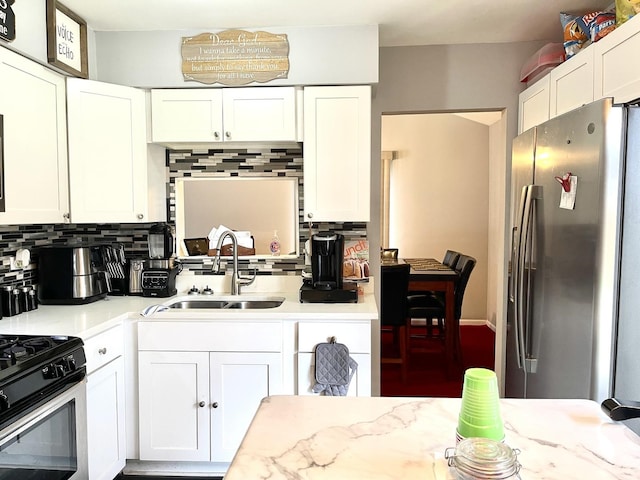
[0,291,378,339]
[225,396,640,480]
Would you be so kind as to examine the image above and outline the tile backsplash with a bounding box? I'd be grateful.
[0,147,367,287]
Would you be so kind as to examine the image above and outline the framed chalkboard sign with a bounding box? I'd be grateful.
[46,0,88,78]
[0,0,16,42]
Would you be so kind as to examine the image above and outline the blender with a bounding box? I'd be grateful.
[142,223,181,297]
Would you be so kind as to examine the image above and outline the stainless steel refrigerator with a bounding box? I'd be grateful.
[506,98,640,416]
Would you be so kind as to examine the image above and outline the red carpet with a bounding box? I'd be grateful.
[381,325,496,397]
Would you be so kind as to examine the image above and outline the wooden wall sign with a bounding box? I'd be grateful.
[0,0,16,42]
[181,30,289,86]
[46,0,88,78]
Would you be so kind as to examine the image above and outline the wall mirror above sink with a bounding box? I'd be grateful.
[175,177,300,259]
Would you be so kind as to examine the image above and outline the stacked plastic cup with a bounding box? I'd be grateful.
[456,368,504,443]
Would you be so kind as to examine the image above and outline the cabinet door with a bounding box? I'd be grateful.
[594,17,640,104]
[222,87,297,141]
[297,352,370,397]
[87,357,126,480]
[549,49,594,118]
[303,86,371,222]
[151,89,223,142]
[518,76,550,133]
[209,352,282,463]
[67,78,149,223]
[0,47,69,224]
[138,351,210,461]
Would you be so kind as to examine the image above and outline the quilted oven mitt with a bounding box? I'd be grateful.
[312,337,358,396]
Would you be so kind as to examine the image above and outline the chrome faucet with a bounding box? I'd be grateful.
[212,231,256,295]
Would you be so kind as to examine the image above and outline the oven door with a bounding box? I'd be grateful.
[0,380,87,479]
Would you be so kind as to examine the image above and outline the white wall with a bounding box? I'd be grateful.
[93,25,378,88]
[5,1,97,77]
[381,113,489,320]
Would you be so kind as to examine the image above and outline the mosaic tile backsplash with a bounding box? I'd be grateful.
[0,147,367,288]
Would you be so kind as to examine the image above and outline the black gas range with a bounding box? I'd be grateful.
[0,334,86,431]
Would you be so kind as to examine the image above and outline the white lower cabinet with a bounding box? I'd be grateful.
[297,321,372,396]
[137,321,283,463]
[85,325,126,480]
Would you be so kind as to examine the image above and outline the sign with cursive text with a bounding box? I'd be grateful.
[181,30,289,86]
[46,0,88,78]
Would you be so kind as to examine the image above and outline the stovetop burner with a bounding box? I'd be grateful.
[0,335,75,371]
[0,334,86,431]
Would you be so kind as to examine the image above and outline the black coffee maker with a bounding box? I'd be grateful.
[300,233,357,303]
[311,233,344,290]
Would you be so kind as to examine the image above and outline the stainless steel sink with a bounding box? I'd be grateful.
[168,300,229,309]
[167,297,285,310]
[224,300,283,309]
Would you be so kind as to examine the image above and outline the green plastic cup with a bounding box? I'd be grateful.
[457,368,504,442]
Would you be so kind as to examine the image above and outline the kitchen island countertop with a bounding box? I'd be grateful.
[225,395,640,480]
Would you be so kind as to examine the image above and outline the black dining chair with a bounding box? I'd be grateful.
[442,249,461,268]
[407,254,476,339]
[380,263,411,382]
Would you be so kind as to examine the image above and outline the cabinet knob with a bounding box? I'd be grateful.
[307,213,314,219]
[225,131,231,139]
[212,402,219,408]
[63,213,70,221]
[98,347,107,355]
[137,213,144,220]
[214,131,220,139]
[199,401,206,408]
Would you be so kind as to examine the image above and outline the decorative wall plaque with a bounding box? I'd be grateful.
[0,0,16,42]
[46,0,88,78]
[181,30,289,86]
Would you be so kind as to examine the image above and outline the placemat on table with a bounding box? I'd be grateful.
[404,258,452,271]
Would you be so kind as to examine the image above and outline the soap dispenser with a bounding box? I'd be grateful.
[270,230,281,256]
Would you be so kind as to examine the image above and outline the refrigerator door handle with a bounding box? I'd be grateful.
[520,185,541,374]
[509,226,517,303]
[513,185,530,370]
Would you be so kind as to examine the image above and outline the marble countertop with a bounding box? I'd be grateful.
[225,396,640,480]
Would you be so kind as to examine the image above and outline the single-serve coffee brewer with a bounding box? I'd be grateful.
[300,233,357,303]
[142,223,181,297]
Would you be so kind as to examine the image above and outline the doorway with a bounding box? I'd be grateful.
[380,110,505,389]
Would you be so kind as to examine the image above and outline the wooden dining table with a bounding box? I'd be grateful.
[384,257,461,377]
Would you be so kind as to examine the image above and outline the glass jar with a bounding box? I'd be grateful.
[445,437,521,480]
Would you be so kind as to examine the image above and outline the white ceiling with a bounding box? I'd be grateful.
[61,0,610,47]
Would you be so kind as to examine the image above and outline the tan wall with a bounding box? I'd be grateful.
[381,113,489,320]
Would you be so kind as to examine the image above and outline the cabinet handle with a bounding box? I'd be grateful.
[214,131,220,139]
[199,401,206,408]
[225,131,231,139]
[212,402,219,408]
[98,347,107,355]
[137,213,144,220]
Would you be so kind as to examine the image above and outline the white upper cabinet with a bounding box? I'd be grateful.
[151,89,224,143]
[150,87,299,144]
[518,76,550,134]
[549,48,594,118]
[0,47,69,224]
[303,85,371,222]
[594,15,640,104]
[67,78,164,223]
